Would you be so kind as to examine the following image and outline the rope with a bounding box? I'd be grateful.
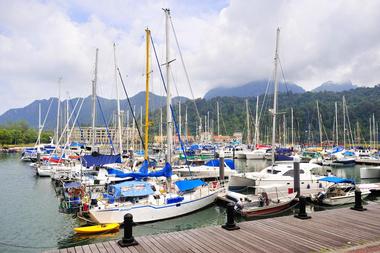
[168,13,201,123]
[117,67,145,150]
[96,96,116,154]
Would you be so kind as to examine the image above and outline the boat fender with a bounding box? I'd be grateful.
[307,184,310,189]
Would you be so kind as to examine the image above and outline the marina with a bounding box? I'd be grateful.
[1,2,380,253]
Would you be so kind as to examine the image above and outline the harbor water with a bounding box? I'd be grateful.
[0,153,378,252]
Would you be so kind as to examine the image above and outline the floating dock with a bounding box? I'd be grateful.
[355,159,380,165]
[46,202,380,253]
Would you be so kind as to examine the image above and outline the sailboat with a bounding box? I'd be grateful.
[88,19,221,223]
[229,28,323,193]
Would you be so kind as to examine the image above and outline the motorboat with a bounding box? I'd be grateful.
[312,177,370,205]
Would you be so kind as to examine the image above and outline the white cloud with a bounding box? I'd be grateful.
[0,0,379,114]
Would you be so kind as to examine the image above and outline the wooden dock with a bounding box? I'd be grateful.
[356,159,380,165]
[46,202,380,253]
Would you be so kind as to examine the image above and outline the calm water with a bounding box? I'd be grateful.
[0,153,378,252]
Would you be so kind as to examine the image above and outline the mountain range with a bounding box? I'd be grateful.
[311,81,358,92]
[0,92,187,129]
[204,80,305,99]
[0,79,367,129]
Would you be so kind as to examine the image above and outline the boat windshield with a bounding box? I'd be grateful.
[266,169,281,174]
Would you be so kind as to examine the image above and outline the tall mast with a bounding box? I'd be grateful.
[207,111,210,139]
[370,117,372,148]
[343,96,346,148]
[144,28,151,160]
[132,105,135,151]
[335,102,338,145]
[373,114,376,149]
[283,114,286,146]
[160,107,163,149]
[56,78,62,146]
[291,107,294,147]
[317,100,322,146]
[38,103,41,145]
[91,48,99,149]
[114,43,123,158]
[271,27,280,166]
[185,106,188,141]
[217,101,220,136]
[126,110,129,150]
[66,93,70,144]
[254,96,259,149]
[246,99,250,145]
[164,8,173,163]
[178,100,181,140]
[140,106,143,152]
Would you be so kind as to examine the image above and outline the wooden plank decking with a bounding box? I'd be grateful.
[46,202,380,253]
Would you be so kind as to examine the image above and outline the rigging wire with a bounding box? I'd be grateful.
[117,68,146,152]
[168,13,201,123]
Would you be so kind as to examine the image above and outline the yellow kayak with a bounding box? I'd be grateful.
[74,223,120,234]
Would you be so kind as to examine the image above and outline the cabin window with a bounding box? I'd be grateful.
[283,169,305,177]
[266,169,281,174]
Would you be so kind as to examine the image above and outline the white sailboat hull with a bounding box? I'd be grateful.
[89,190,220,224]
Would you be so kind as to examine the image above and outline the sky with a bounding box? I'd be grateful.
[0,0,380,114]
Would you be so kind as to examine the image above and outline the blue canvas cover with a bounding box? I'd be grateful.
[148,162,172,178]
[175,179,205,192]
[81,154,122,168]
[205,159,235,170]
[319,176,355,184]
[107,160,149,179]
[109,181,154,198]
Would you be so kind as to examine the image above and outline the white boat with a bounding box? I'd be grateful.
[245,149,268,160]
[173,159,236,179]
[312,177,371,205]
[229,162,327,192]
[88,178,221,223]
[360,166,380,179]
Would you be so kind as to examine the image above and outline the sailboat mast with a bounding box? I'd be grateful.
[114,43,123,158]
[271,27,280,166]
[160,107,163,149]
[291,107,294,147]
[66,93,70,144]
[38,103,41,145]
[164,8,173,163]
[254,96,259,149]
[178,100,181,140]
[317,100,322,146]
[335,102,338,145]
[217,101,220,136]
[92,48,99,149]
[343,96,346,148]
[56,78,61,146]
[144,28,151,160]
[185,106,188,141]
[246,99,250,145]
[140,106,143,152]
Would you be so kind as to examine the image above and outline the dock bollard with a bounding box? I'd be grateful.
[294,196,311,219]
[351,190,367,211]
[118,213,138,247]
[222,202,240,230]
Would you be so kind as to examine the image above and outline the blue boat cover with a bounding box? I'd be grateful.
[175,179,205,192]
[319,176,355,184]
[81,154,122,168]
[331,146,344,154]
[63,181,81,189]
[107,160,149,179]
[109,181,154,198]
[205,159,235,170]
[148,162,172,178]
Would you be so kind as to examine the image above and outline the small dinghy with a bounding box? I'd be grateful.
[74,223,120,234]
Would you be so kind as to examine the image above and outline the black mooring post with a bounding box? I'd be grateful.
[219,151,225,181]
[118,213,138,247]
[351,190,367,211]
[222,202,240,230]
[294,196,311,219]
[293,160,300,198]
